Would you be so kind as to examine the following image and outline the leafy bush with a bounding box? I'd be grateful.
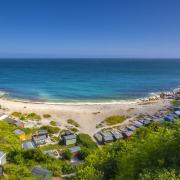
[50,121,57,126]
[63,149,73,160]
[43,114,51,118]
[70,127,79,133]
[4,164,32,179]
[11,112,41,121]
[77,133,97,150]
[11,112,22,118]
[139,169,179,180]
[105,115,126,125]
[67,119,80,127]
[7,149,72,177]
[0,121,21,152]
[40,125,60,134]
[26,113,41,121]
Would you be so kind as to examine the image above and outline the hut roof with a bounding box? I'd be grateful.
[32,166,51,176]
[94,133,103,142]
[133,121,144,128]
[63,134,76,140]
[101,132,114,142]
[0,152,5,159]
[14,129,25,135]
[69,146,81,153]
[22,141,35,150]
[174,111,180,116]
[127,125,137,131]
[111,131,123,139]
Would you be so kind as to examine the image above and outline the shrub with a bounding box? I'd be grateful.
[63,149,73,160]
[50,121,57,126]
[40,125,60,134]
[26,113,41,121]
[70,127,79,133]
[11,112,41,121]
[105,115,126,125]
[79,147,92,160]
[6,149,70,176]
[67,119,80,127]
[11,112,22,118]
[0,121,21,152]
[43,114,51,118]
[77,133,97,150]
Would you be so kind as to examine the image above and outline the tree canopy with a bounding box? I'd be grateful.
[74,121,180,180]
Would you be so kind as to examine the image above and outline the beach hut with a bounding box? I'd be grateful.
[24,121,37,128]
[0,114,8,121]
[158,118,165,123]
[14,129,26,141]
[111,131,123,140]
[32,134,47,147]
[22,141,35,150]
[127,125,137,131]
[15,120,24,128]
[38,130,48,137]
[152,118,161,122]
[174,106,180,111]
[138,119,144,124]
[32,167,52,180]
[143,119,151,125]
[4,117,17,125]
[69,146,81,158]
[122,130,133,139]
[100,132,114,144]
[0,166,3,176]
[43,150,60,159]
[164,115,174,122]
[4,118,24,128]
[174,111,180,117]
[0,152,6,165]
[133,121,144,128]
[94,133,103,144]
[62,134,77,145]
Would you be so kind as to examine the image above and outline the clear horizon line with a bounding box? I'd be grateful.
[0,57,180,60]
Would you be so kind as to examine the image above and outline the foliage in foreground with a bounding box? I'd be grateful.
[77,133,98,159]
[5,149,74,179]
[0,121,21,152]
[77,134,97,149]
[73,120,180,180]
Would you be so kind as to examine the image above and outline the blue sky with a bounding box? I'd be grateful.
[0,0,180,58]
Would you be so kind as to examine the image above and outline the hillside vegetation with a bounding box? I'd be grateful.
[73,120,180,180]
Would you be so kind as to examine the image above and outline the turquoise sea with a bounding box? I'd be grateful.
[0,58,180,103]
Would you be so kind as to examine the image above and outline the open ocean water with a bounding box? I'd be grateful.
[0,58,180,103]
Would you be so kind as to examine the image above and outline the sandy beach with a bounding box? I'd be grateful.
[0,97,171,136]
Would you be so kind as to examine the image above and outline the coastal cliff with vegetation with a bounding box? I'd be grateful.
[74,120,180,180]
[0,118,179,179]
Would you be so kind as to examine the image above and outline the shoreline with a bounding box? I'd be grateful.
[0,90,161,106]
[0,95,171,136]
[1,87,178,136]
[1,96,139,105]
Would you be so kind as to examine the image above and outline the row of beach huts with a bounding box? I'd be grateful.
[94,105,180,144]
